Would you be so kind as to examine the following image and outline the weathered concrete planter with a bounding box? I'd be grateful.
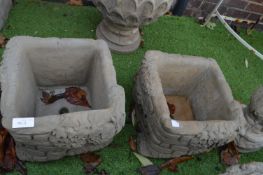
[0,0,12,30]
[92,0,174,53]
[0,36,125,161]
[133,51,243,158]
[220,162,263,175]
[235,87,263,152]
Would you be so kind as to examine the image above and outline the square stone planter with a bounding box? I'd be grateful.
[0,36,125,161]
[133,51,243,158]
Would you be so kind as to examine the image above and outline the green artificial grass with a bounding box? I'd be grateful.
[1,0,263,174]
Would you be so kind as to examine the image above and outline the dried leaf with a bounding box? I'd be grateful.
[138,165,161,175]
[67,0,83,6]
[65,87,91,107]
[81,152,101,175]
[81,152,101,167]
[128,136,137,152]
[0,91,26,174]
[133,152,153,167]
[165,163,178,173]
[0,128,8,164]
[41,91,65,104]
[41,87,91,107]
[160,156,193,173]
[220,141,240,166]
[206,22,216,30]
[167,102,176,115]
[0,35,9,48]
[2,136,17,171]
[0,132,27,175]
[245,59,248,68]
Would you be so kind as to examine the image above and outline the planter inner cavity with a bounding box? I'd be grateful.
[1,37,126,161]
[36,86,91,116]
[166,95,194,121]
[158,60,236,122]
[14,44,110,117]
[134,51,243,158]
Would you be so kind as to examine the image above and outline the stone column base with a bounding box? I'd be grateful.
[0,0,12,30]
[96,19,141,53]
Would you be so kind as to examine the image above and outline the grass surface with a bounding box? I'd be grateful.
[1,0,263,174]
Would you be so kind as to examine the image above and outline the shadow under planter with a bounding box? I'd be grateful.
[0,36,125,161]
[133,51,243,158]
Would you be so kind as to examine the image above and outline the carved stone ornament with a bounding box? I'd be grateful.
[92,0,174,53]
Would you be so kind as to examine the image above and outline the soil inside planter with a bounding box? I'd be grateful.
[36,86,91,117]
[165,95,194,121]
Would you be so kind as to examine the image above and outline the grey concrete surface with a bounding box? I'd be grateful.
[235,87,263,153]
[0,0,12,30]
[0,36,125,161]
[133,50,243,158]
[220,162,263,175]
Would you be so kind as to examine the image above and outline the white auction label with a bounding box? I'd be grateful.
[12,118,35,128]
[171,119,180,128]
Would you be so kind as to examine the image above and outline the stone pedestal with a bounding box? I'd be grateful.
[92,0,174,53]
[0,0,12,30]
[96,19,141,53]
[0,36,125,161]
